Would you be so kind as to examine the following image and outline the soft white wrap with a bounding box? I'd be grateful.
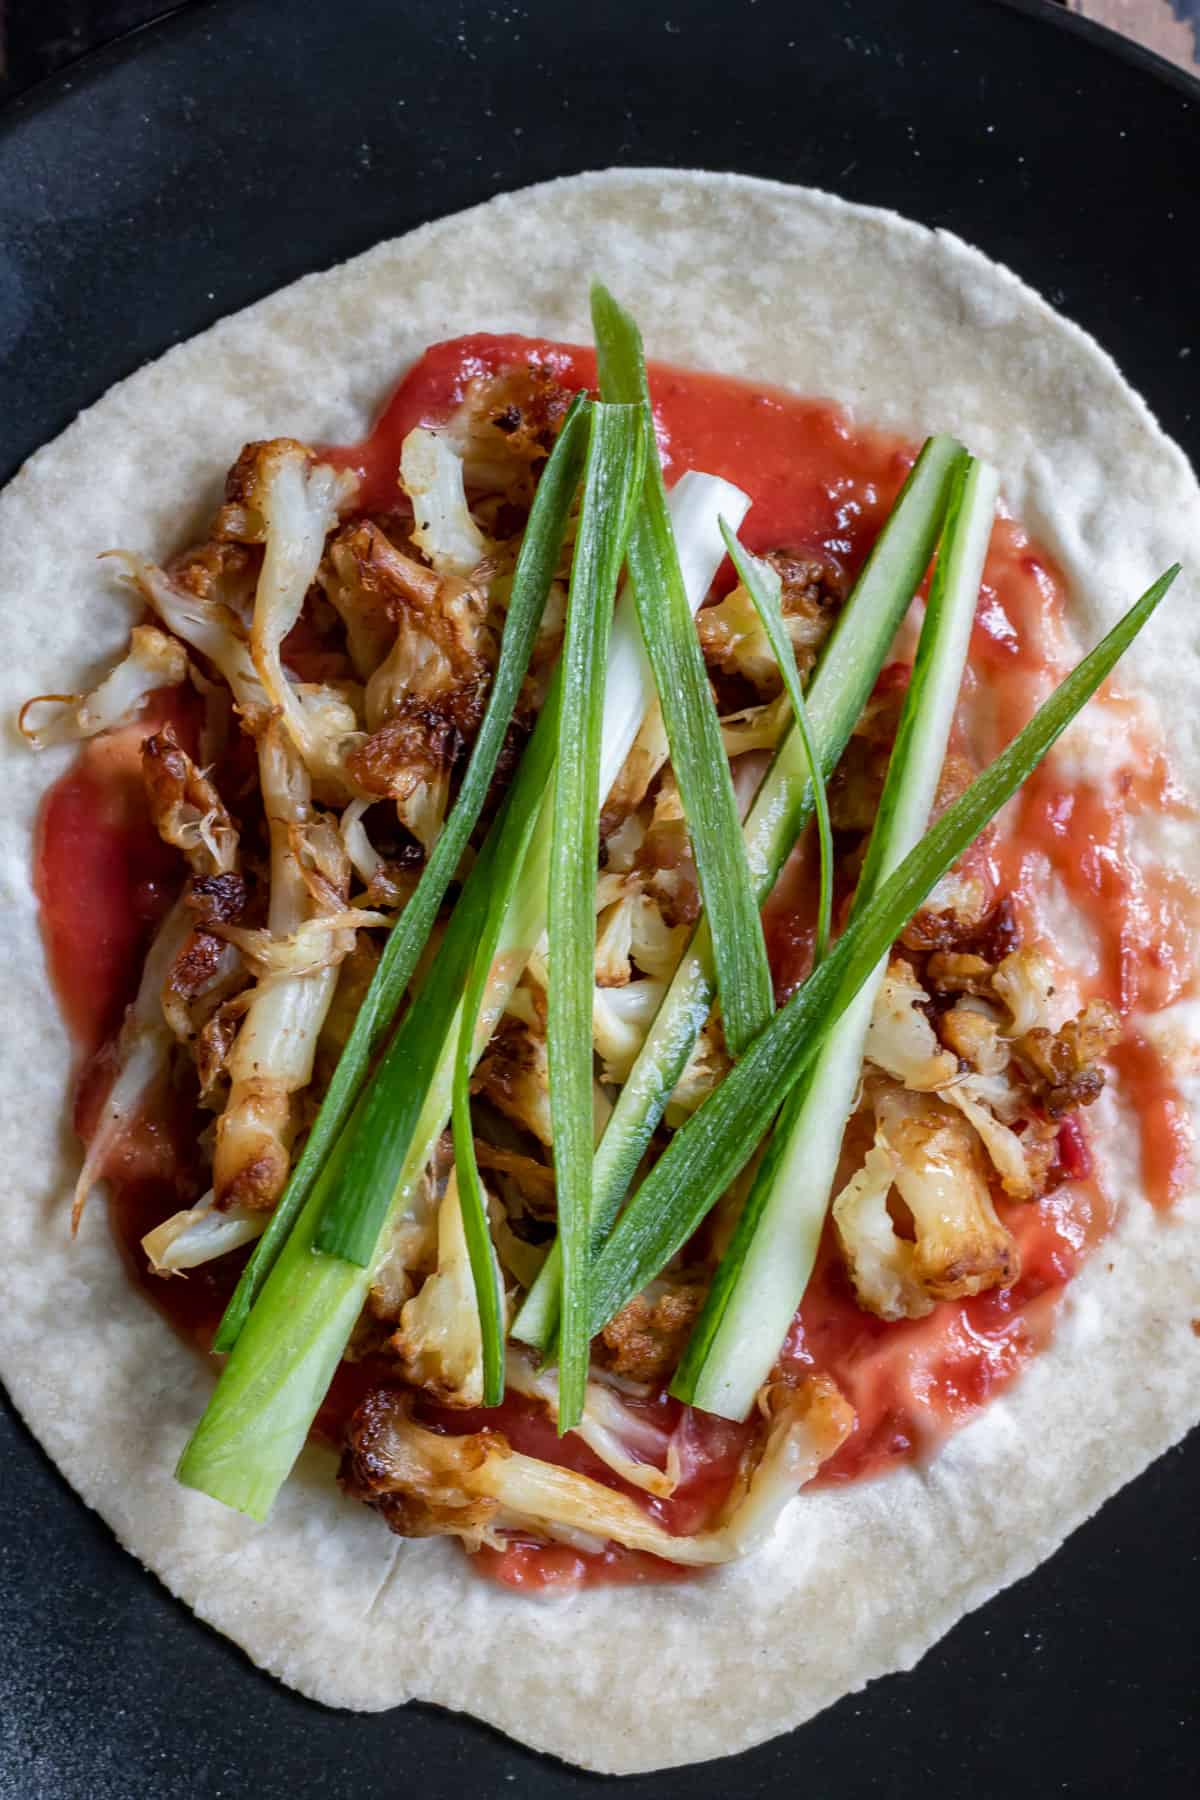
[0,170,1197,1774]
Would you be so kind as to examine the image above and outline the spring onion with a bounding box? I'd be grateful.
[452,678,565,1408]
[676,457,999,1416]
[592,283,773,1052]
[549,402,647,1427]
[211,394,590,1349]
[177,815,505,1516]
[180,462,742,1516]
[583,562,1179,1343]
[722,521,835,966]
[513,433,967,1352]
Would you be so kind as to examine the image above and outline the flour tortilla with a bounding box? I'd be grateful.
[0,169,1197,1775]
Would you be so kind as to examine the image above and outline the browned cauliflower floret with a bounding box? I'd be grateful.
[988,946,1059,1032]
[900,865,995,953]
[924,950,996,998]
[473,1018,553,1147]
[141,725,239,875]
[664,1012,731,1125]
[387,1173,494,1407]
[400,427,490,577]
[337,518,496,849]
[445,363,574,504]
[141,727,246,1049]
[321,522,404,679]
[936,1003,1010,1076]
[592,981,667,1085]
[833,1083,1019,1321]
[340,1389,505,1549]
[1017,999,1121,1117]
[864,959,959,1091]
[698,551,841,693]
[598,1280,707,1382]
[638,771,700,926]
[233,440,361,796]
[19,624,189,750]
[602,698,672,829]
[341,1375,853,1564]
[934,944,1119,1123]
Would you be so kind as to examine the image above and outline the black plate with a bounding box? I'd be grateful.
[1,3,1196,1795]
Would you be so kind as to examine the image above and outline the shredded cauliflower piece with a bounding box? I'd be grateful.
[719,692,791,758]
[141,729,246,1046]
[339,797,383,886]
[864,959,958,1091]
[19,626,187,749]
[834,1083,1019,1320]
[697,555,837,693]
[991,947,1060,1037]
[351,595,488,852]
[832,1142,930,1320]
[628,891,689,982]
[944,1078,1052,1199]
[246,441,358,790]
[142,1191,266,1274]
[341,1377,853,1563]
[364,607,456,727]
[322,526,399,678]
[112,550,269,719]
[603,697,671,826]
[603,812,645,873]
[366,1160,445,1324]
[594,883,637,987]
[141,725,239,876]
[215,911,387,987]
[69,898,192,1231]
[505,1351,677,1497]
[638,769,699,925]
[938,1000,1010,1077]
[592,871,689,990]
[473,1019,554,1147]
[593,980,666,1084]
[213,725,345,1209]
[400,427,489,577]
[390,1173,498,1407]
[665,1011,730,1126]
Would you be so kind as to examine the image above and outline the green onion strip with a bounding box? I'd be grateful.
[549,401,648,1427]
[722,521,835,966]
[676,458,999,1417]
[592,283,773,1053]
[177,814,507,1517]
[513,434,967,1353]
[585,562,1179,1345]
[452,677,566,1407]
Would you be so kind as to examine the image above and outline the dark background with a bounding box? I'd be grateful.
[0,1,167,93]
[3,0,1200,96]
[0,3,1197,1797]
